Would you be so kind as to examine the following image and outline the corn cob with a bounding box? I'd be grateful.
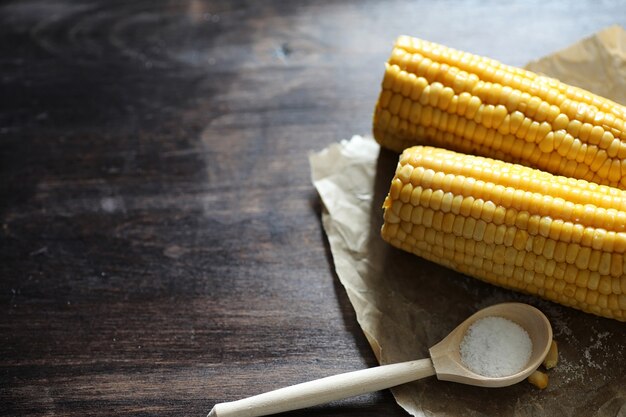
[381,146,626,321]
[373,36,626,189]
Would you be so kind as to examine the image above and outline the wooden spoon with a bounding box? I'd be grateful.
[208,302,553,417]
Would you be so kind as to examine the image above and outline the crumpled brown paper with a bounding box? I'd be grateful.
[310,26,626,417]
[525,25,626,106]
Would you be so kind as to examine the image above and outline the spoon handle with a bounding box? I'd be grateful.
[208,358,436,417]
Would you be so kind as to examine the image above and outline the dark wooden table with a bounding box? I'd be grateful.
[2,1,625,416]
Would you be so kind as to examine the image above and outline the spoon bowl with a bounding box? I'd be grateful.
[209,302,553,417]
[429,302,553,387]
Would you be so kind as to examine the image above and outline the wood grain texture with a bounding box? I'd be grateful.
[1,1,625,416]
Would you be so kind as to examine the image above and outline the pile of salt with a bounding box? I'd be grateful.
[460,316,532,378]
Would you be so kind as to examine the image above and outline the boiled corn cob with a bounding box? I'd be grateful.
[381,146,626,321]
[373,36,626,189]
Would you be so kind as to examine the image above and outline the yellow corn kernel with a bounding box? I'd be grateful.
[528,370,549,389]
[543,340,558,369]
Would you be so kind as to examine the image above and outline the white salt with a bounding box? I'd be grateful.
[460,316,532,378]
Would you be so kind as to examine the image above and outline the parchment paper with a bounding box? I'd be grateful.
[310,26,626,417]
